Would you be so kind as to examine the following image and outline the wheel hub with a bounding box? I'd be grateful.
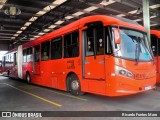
[71,80,79,90]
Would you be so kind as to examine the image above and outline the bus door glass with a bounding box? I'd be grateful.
[151,35,159,70]
[83,22,105,79]
[33,45,40,75]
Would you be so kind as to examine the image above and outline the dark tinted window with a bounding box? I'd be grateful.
[23,49,27,62]
[51,37,62,59]
[14,52,17,65]
[34,45,40,62]
[151,34,158,56]
[64,31,79,58]
[27,47,32,62]
[41,41,50,61]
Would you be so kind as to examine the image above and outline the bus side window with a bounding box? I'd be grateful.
[23,49,27,62]
[151,34,158,56]
[41,41,50,61]
[51,37,62,60]
[34,45,40,62]
[64,31,79,58]
[27,47,32,62]
[14,52,17,65]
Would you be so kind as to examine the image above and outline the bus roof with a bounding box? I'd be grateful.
[150,30,160,38]
[23,15,146,48]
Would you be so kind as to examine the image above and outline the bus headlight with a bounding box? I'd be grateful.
[115,66,134,78]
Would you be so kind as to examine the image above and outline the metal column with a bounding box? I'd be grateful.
[143,0,150,43]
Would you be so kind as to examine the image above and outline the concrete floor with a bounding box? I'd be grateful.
[0,75,160,120]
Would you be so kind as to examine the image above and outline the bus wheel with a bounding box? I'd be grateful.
[26,73,31,83]
[69,74,83,96]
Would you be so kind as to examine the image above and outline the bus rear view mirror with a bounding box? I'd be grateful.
[114,28,121,44]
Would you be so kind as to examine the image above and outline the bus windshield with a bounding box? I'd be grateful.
[112,27,153,61]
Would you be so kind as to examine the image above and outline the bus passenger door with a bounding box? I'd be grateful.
[83,22,105,80]
[33,45,41,75]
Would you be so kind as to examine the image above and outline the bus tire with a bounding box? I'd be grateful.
[69,74,84,96]
[26,72,31,83]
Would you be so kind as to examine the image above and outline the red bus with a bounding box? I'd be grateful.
[2,15,156,96]
[151,30,160,83]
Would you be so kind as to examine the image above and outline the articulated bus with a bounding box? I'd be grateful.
[151,30,160,83]
[2,15,156,96]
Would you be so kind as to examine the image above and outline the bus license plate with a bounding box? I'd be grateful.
[145,86,151,90]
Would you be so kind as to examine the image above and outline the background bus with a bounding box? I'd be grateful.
[151,30,160,83]
[2,15,156,96]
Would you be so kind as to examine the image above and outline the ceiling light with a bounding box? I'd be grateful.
[117,14,126,17]
[151,24,158,26]
[29,17,38,22]
[0,0,7,9]
[134,19,142,22]
[38,33,45,35]
[72,11,84,16]
[84,6,98,12]
[24,22,32,26]
[34,36,40,38]
[100,0,115,6]
[43,5,55,11]
[36,11,46,16]
[13,34,19,37]
[4,6,21,16]
[128,10,137,14]
[65,15,73,20]
[48,25,56,29]
[150,15,157,19]
[21,27,27,30]
[11,37,16,39]
[44,29,50,32]
[16,31,22,34]
[52,0,67,6]
[54,20,64,25]
[150,4,160,9]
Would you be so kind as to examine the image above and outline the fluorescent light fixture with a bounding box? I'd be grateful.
[72,11,84,16]
[34,36,40,38]
[0,0,7,9]
[38,32,45,35]
[24,22,32,26]
[150,4,160,9]
[134,19,142,22]
[100,0,115,6]
[65,15,73,20]
[117,14,126,17]
[30,38,35,40]
[16,31,22,34]
[11,37,16,39]
[54,20,64,25]
[29,17,38,22]
[150,15,156,19]
[48,25,56,29]
[151,24,158,26]
[13,34,19,37]
[52,0,67,5]
[43,5,55,11]
[44,29,50,32]
[36,11,46,16]
[21,26,27,30]
[128,10,137,14]
[84,6,98,12]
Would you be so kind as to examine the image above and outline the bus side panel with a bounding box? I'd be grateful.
[157,56,160,83]
[22,62,32,80]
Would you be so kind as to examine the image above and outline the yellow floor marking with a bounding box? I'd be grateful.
[46,89,88,101]
[3,83,62,107]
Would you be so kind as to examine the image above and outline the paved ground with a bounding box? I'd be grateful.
[0,76,160,120]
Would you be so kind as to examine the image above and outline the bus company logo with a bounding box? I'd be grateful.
[2,112,11,117]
